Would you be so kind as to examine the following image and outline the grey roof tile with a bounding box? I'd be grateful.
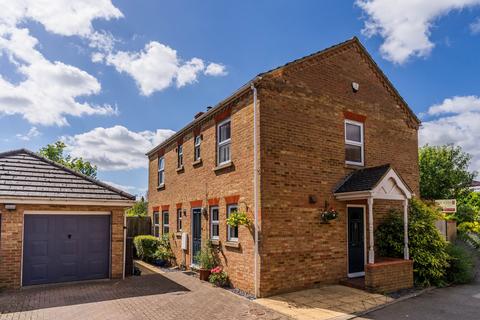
[334,164,391,194]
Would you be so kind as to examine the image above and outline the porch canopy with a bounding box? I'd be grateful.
[334,164,412,264]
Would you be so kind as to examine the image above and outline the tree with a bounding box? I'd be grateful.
[126,197,148,217]
[38,141,97,178]
[419,145,476,200]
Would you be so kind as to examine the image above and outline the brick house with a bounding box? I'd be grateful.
[0,149,135,289]
[146,37,419,297]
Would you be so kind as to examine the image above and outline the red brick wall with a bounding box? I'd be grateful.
[257,41,419,296]
[147,93,259,294]
[0,204,126,289]
[365,259,414,292]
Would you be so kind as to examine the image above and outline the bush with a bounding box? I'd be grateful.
[458,221,480,234]
[445,244,475,284]
[375,198,450,287]
[153,234,175,266]
[195,242,216,269]
[134,235,160,262]
[209,267,228,287]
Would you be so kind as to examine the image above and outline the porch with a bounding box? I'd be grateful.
[334,164,414,293]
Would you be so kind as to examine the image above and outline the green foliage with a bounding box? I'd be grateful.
[226,210,250,227]
[152,235,175,264]
[375,198,450,287]
[38,141,97,178]
[458,221,480,234]
[445,244,475,284]
[454,192,480,224]
[134,235,160,262]
[126,197,148,217]
[195,241,216,269]
[419,145,476,200]
[209,267,228,287]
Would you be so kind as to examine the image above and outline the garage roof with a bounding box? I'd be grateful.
[0,149,135,203]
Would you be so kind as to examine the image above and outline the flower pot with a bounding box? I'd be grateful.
[199,268,211,281]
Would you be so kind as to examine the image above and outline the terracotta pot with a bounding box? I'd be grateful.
[199,268,211,281]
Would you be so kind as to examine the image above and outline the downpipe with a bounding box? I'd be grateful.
[251,82,260,297]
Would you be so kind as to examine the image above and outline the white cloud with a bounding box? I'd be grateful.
[0,1,122,126]
[64,125,175,170]
[420,95,480,171]
[104,41,227,95]
[16,126,40,141]
[205,63,228,76]
[356,0,480,64]
[470,17,480,33]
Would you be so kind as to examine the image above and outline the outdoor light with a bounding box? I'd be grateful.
[4,204,16,210]
[352,82,360,92]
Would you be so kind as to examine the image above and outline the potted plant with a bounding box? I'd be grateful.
[209,266,229,287]
[195,242,216,281]
[321,201,338,224]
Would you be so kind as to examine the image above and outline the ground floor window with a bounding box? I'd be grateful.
[153,211,160,237]
[210,206,219,240]
[227,204,238,241]
[162,211,169,235]
[177,208,182,232]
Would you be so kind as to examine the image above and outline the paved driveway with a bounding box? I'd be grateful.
[0,272,287,320]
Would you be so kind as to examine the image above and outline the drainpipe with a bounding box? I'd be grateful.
[251,82,259,297]
[123,210,126,279]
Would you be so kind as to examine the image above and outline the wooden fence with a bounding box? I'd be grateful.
[126,216,152,238]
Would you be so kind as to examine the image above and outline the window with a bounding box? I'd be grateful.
[345,120,364,166]
[162,211,169,234]
[227,204,238,241]
[158,156,165,186]
[217,118,231,165]
[153,211,160,237]
[177,145,183,168]
[177,208,182,232]
[194,135,201,161]
[210,206,219,240]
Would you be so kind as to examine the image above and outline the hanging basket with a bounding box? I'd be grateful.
[320,201,338,224]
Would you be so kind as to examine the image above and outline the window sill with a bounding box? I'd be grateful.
[210,239,220,246]
[213,161,233,172]
[225,241,240,248]
[176,165,185,173]
[345,163,365,170]
[157,184,165,191]
[192,159,202,166]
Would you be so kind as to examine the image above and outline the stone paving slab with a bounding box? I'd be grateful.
[255,285,393,320]
[0,271,288,320]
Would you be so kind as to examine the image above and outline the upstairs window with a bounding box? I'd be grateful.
[177,145,183,168]
[158,157,165,186]
[210,206,219,240]
[153,211,160,237]
[217,118,231,165]
[177,208,182,232]
[194,135,201,161]
[345,120,364,166]
[227,204,238,242]
[162,211,169,235]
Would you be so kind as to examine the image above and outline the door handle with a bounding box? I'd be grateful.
[68,234,72,239]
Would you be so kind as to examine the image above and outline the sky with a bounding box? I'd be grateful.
[1,0,480,197]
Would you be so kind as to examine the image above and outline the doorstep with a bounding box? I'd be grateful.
[255,285,393,320]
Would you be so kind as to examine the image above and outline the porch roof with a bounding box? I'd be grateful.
[334,164,412,201]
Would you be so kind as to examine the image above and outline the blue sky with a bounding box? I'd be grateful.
[1,0,480,196]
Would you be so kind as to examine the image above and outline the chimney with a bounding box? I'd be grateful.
[194,111,204,119]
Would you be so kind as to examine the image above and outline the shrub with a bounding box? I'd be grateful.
[458,221,480,234]
[195,242,216,269]
[445,244,475,284]
[134,235,160,262]
[375,198,450,287]
[153,234,175,266]
[209,267,228,287]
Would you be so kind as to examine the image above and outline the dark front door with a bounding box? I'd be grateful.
[23,214,110,286]
[348,206,365,276]
[191,208,202,265]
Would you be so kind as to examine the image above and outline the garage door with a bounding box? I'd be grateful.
[23,214,110,286]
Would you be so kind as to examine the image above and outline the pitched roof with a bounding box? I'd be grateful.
[471,180,480,187]
[0,149,135,202]
[334,164,392,194]
[146,36,420,156]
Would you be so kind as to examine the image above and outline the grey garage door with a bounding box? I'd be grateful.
[23,214,110,286]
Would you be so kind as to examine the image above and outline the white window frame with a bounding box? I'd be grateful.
[158,156,165,186]
[217,118,231,166]
[210,206,219,240]
[177,145,183,168]
[227,204,238,242]
[177,208,182,232]
[162,211,169,235]
[345,120,364,166]
[153,211,160,237]
[194,135,201,161]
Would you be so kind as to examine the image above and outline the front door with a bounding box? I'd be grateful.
[191,208,202,266]
[348,206,365,277]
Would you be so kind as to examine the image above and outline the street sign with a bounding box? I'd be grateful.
[435,199,457,213]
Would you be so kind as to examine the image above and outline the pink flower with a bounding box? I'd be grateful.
[211,266,222,273]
